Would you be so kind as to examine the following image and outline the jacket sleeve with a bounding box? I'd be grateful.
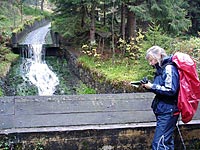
[151,65,179,96]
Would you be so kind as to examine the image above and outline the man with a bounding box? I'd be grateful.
[142,45,179,150]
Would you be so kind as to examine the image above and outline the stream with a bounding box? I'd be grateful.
[20,23,59,96]
[4,23,95,96]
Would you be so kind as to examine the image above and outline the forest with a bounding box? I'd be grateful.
[49,0,200,82]
[0,0,200,96]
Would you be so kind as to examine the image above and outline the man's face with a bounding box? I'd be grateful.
[147,56,158,66]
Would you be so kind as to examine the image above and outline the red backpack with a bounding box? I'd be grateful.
[172,52,200,123]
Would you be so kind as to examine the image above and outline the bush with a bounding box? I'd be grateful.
[172,37,200,74]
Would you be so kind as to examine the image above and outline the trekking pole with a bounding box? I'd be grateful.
[176,122,186,150]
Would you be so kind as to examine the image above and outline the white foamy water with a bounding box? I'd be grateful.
[20,23,59,96]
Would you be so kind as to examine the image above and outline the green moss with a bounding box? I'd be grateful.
[78,55,151,83]
[0,62,11,77]
[0,88,3,96]
[5,53,19,62]
[77,83,96,94]
[12,24,24,34]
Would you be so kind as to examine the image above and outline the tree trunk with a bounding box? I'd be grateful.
[126,9,136,40]
[41,0,44,11]
[90,2,97,45]
[103,0,106,25]
[111,0,115,63]
[120,2,126,40]
[20,2,23,23]
[80,1,86,28]
[35,0,38,14]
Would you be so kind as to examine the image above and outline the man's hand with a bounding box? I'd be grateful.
[142,82,153,89]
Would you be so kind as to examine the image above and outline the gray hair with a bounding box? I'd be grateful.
[145,46,167,66]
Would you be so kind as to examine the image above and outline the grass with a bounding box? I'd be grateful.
[78,55,154,82]
[4,53,19,62]
[78,36,200,84]
[0,62,11,77]
[0,52,19,77]
[76,83,96,94]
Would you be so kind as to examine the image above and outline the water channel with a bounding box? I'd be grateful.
[20,23,59,95]
[4,23,94,96]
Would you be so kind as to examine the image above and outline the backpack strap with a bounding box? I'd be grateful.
[154,61,178,105]
[161,61,175,69]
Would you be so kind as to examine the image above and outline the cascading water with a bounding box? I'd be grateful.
[20,23,59,96]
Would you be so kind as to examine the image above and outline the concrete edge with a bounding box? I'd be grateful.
[1,120,200,135]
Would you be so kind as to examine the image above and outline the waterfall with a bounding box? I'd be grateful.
[20,23,59,96]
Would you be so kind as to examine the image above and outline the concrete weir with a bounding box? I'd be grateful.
[0,93,200,150]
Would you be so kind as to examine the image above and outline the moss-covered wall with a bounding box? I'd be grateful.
[64,49,145,94]
[0,125,200,150]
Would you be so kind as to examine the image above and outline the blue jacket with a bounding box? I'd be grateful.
[150,55,179,115]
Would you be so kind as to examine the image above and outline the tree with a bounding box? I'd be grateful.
[50,0,102,45]
[15,0,25,23]
[148,0,191,35]
[50,0,193,53]
[187,0,200,35]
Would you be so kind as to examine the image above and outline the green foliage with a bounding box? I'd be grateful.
[81,43,101,59]
[141,22,173,54]
[0,14,7,22]
[45,56,96,95]
[76,83,96,94]
[0,88,3,96]
[0,138,9,150]
[0,45,19,78]
[0,1,20,35]
[13,18,46,34]
[78,55,146,82]
[50,0,90,42]
[0,62,9,77]
[148,0,191,35]
[5,60,37,96]
[50,0,194,50]
[117,29,144,60]
[171,37,200,74]
[137,24,169,80]
[23,4,51,17]
[172,37,200,54]
[6,56,96,96]
[4,53,19,62]
[79,36,200,84]
[52,15,83,39]
[187,1,200,35]
[35,142,44,150]
[12,24,24,34]
[129,1,151,21]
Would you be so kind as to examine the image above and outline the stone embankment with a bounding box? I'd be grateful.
[64,48,144,94]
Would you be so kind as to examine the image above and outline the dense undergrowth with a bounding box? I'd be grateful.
[78,25,200,84]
